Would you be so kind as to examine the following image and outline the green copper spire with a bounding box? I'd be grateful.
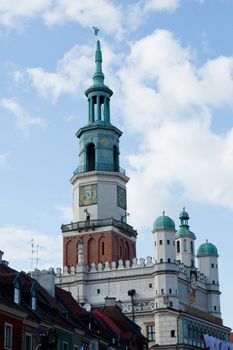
[85,39,113,125]
[93,40,105,87]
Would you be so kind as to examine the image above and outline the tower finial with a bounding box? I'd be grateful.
[92,26,100,36]
[162,211,165,216]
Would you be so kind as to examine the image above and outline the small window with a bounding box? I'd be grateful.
[159,240,163,245]
[161,289,164,295]
[25,334,32,350]
[167,240,170,245]
[4,323,12,349]
[171,330,176,337]
[63,342,69,350]
[177,241,180,253]
[154,242,156,246]
[168,258,171,263]
[156,290,157,295]
[160,258,163,263]
[212,280,215,284]
[31,296,37,311]
[216,264,218,268]
[14,287,20,304]
[147,325,155,342]
[191,241,194,254]
[169,301,173,307]
[173,241,175,246]
[214,306,217,311]
[97,289,100,294]
[149,283,152,288]
[169,288,172,294]
[155,302,158,308]
[183,239,187,252]
[211,263,214,268]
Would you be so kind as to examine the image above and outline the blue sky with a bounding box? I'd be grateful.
[0,0,233,328]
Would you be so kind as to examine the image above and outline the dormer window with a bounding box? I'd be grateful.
[30,283,37,311]
[14,287,20,304]
[31,296,37,311]
[13,274,21,305]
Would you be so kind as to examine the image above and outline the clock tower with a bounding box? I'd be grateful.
[62,39,137,268]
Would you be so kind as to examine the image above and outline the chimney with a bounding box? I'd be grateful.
[0,250,4,262]
[31,268,55,297]
[0,251,9,265]
[104,297,116,307]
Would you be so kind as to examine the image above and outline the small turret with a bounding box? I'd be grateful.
[176,208,196,267]
[152,212,179,310]
[197,240,221,317]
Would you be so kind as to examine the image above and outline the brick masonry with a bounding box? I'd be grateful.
[63,229,136,267]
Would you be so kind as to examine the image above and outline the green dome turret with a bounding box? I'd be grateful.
[197,241,218,257]
[176,208,196,239]
[153,212,175,231]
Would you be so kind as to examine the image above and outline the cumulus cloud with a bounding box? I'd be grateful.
[144,0,180,12]
[0,98,46,131]
[0,226,62,272]
[127,0,180,30]
[115,30,233,228]
[24,41,118,103]
[0,0,124,38]
[0,0,53,29]
[43,0,123,39]
[26,44,93,102]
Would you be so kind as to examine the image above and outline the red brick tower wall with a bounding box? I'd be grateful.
[63,230,136,268]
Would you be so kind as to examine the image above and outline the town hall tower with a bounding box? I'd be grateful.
[62,40,137,268]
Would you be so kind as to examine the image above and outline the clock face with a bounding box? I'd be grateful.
[117,186,126,210]
[79,184,97,206]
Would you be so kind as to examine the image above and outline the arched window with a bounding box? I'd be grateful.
[119,240,124,259]
[88,238,96,265]
[177,241,180,253]
[87,143,95,171]
[191,241,193,254]
[183,239,187,252]
[113,145,119,172]
[125,242,130,260]
[98,237,105,262]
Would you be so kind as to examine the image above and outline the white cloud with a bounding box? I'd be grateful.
[26,44,93,102]
[0,0,53,29]
[116,30,233,228]
[0,98,46,131]
[127,0,180,31]
[25,41,118,103]
[43,0,123,39]
[0,226,62,272]
[57,205,73,222]
[144,0,180,12]
[0,153,7,168]
[0,0,124,38]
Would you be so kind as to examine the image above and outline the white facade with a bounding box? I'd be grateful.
[71,171,128,223]
[56,228,230,348]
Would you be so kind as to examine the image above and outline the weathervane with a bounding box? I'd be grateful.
[92,26,100,36]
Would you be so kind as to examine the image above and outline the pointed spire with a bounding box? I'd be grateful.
[93,40,105,87]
